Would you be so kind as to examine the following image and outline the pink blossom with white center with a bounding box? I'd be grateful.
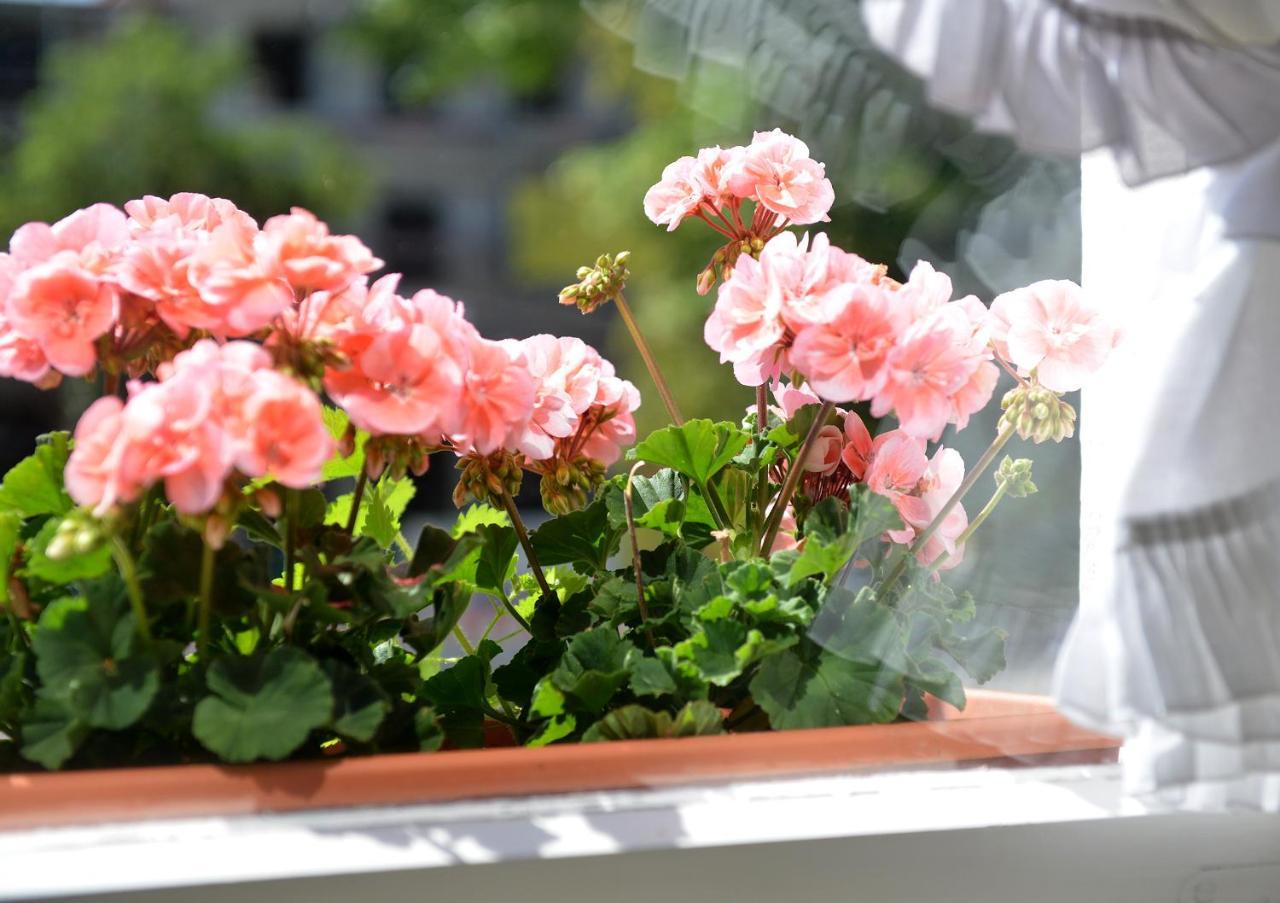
[691,145,743,210]
[989,279,1116,393]
[259,207,382,295]
[790,282,902,404]
[451,334,536,457]
[863,430,929,505]
[887,446,968,570]
[727,129,834,225]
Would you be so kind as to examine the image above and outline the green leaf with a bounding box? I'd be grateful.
[628,656,677,698]
[492,638,564,712]
[320,407,366,481]
[364,477,416,548]
[582,701,724,742]
[323,661,390,743]
[32,590,159,730]
[605,469,687,538]
[530,497,620,572]
[674,620,788,686]
[20,696,88,770]
[905,655,967,710]
[666,547,722,616]
[409,525,459,576]
[0,511,21,606]
[453,504,509,537]
[474,523,518,595]
[550,627,637,712]
[0,433,71,518]
[22,516,111,584]
[414,706,445,751]
[940,623,1008,685]
[750,642,905,729]
[192,648,334,763]
[632,420,749,485]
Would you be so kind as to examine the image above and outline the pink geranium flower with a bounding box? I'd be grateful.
[259,207,382,295]
[728,129,834,225]
[325,300,467,439]
[790,282,901,404]
[9,203,129,273]
[185,217,294,336]
[124,192,250,235]
[887,447,968,570]
[6,259,118,376]
[871,316,981,440]
[64,396,134,515]
[989,280,1116,393]
[840,412,874,481]
[509,335,580,461]
[0,255,53,386]
[770,380,822,421]
[643,157,704,232]
[235,370,333,488]
[451,335,536,457]
[704,251,786,387]
[863,431,929,504]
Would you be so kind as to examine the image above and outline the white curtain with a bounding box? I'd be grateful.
[864,0,1280,811]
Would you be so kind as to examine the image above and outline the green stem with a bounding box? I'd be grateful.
[759,401,834,556]
[452,624,476,656]
[497,484,552,601]
[699,479,731,532]
[624,463,656,650]
[754,385,770,541]
[284,489,298,594]
[496,588,532,633]
[197,540,215,659]
[479,606,504,643]
[614,291,684,426]
[110,536,152,644]
[926,482,1009,577]
[881,422,1017,596]
[346,471,369,533]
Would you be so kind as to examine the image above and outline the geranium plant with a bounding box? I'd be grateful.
[0,131,1115,770]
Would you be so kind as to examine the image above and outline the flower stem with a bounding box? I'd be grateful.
[346,471,369,533]
[497,484,553,601]
[624,462,656,650]
[755,385,769,539]
[196,540,215,659]
[109,535,152,644]
[613,290,684,426]
[284,489,298,594]
[759,400,834,556]
[881,422,1017,596]
[452,624,476,656]
[926,482,1010,576]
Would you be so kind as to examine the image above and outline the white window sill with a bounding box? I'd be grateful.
[4,762,1280,902]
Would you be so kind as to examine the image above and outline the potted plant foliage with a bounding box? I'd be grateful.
[0,131,1118,827]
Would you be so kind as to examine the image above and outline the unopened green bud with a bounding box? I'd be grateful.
[995,456,1038,498]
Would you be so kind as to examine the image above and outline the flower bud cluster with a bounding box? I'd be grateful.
[994,456,1038,498]
[558,251,630,314]
[1000,385,1077,444]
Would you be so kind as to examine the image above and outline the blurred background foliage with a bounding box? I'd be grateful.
[0,16,367,241]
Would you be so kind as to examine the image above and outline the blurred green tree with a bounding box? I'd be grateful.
[347,0,582,104]
[0,16,368,238]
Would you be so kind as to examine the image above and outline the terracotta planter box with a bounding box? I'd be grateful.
[0,690,1119,832]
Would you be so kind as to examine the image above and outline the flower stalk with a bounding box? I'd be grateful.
[759,400,834,556]
[109,535,152,644]
[614,290,684,426]
[497,484,553,602]
[623,462,656,650]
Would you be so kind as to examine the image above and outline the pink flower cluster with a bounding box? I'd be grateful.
[708,234,998,441]
[65,341,332,516]
[644,129,835,233]
[323,279,640,470]
[989,280,1120,393]
[772,385,969,570]
[0,194,383,385]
